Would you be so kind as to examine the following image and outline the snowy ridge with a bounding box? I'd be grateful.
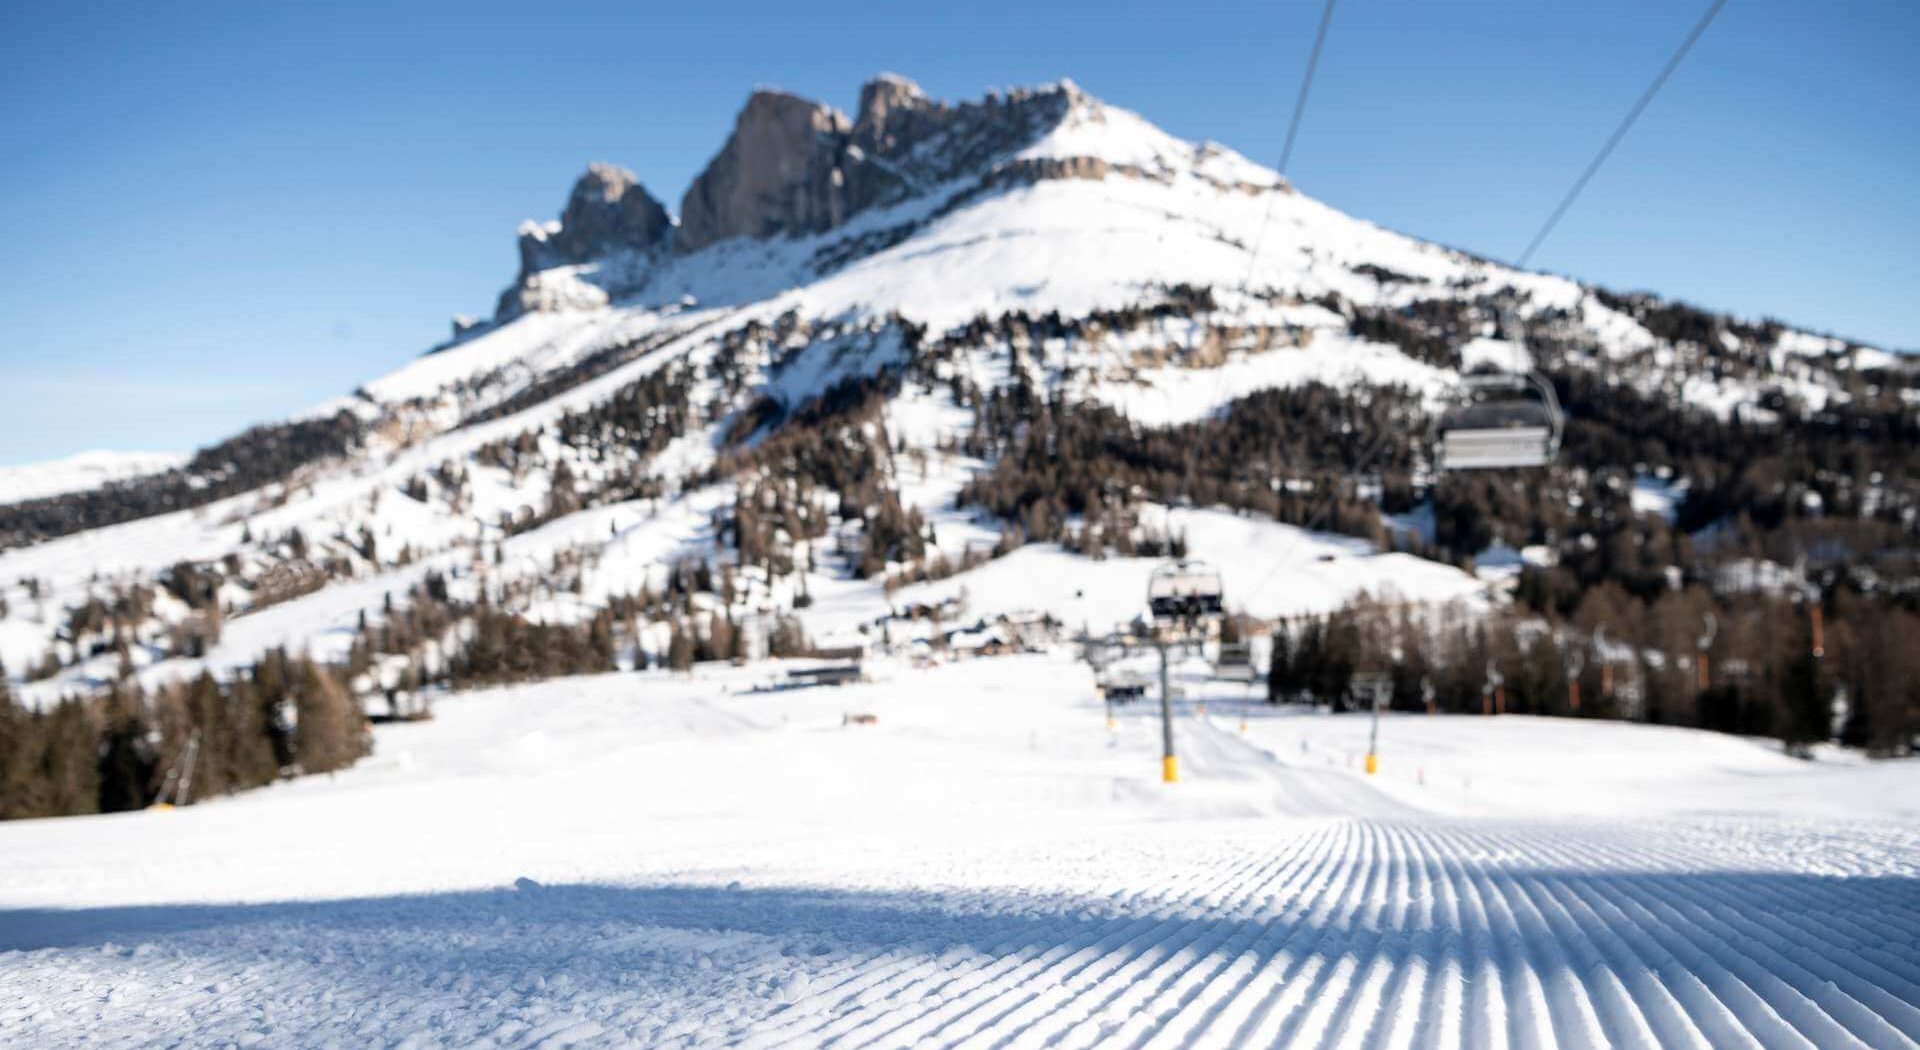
[0,450,184,507]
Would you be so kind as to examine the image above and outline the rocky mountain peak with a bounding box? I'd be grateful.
[677,77,1083,254]
[533,163,671,270]
[494,76,1109,316]
[853,73,937,154]
[563,164,670,247]
[676,89,870,254]
[496,163,672,320]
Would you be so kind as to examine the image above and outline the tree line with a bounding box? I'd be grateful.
[0,409,367,550]
[958,384,1423,552]
[0,649,366,820]
[1268,584,1917,756]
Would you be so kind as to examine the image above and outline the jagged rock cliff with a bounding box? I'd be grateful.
[544,164,671,266]
[677,90,895,252]
[673,75,1084,254]
[496,74,1093,319]
[497,164,671,319]
[852,73,940,155]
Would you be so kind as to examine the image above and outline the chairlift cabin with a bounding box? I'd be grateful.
[1435,373,1564,471]
[1215,641,1255,682]
[1099,671,1150,704]
[1148,560,1224,622]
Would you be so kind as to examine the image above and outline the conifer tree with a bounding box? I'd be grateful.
[667,622,695,672]
[293,659,364,775]
[253,648,297,772]
[769,615,810,658]
[1778,620,1829,755]
[1267,622,1295,703]
[0,665,33,819]
[707,613,735,664]
[727,613,749,662]
[184,671,230,799]
[225,676,279,789]
[42,698,101,817]
[96,683,153,812]
[589,611,617,671]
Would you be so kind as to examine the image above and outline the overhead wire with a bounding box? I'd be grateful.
[1239,0,1341,295]
[1238,0,1731,611]
[1515,0,1731,268]
[1236,1,1732,620]
[1223,0,1372,605]
[1115,2,1345,464]
[1195,0,1341,450]
[1278,0,1341,179]
[1174,1,1731,622]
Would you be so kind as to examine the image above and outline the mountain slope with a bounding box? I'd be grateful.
[0,451,184,507]
[1,76,1914,792]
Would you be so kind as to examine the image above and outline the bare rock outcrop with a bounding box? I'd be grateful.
[990,155,1116,184]
[517,163,671,275]
[677,90,903,253]
[497,75,1105,311]
[677,76,1082,253]
[853,73,940,155]
[497,164,671,319]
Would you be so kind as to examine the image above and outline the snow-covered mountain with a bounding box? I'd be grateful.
[0,450,184,507]
[0,74,1912,712]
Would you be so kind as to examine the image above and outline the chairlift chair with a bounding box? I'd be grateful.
[1099,671,1150,704]
[1435,372,1564,471]
[1148,560,1225,622]
[1215,641,1255,682]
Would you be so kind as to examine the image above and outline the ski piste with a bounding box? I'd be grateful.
[3,653,1917,1047]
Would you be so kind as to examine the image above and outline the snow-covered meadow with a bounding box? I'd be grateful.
[3,653,1916,1047]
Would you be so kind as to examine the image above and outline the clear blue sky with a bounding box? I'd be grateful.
[1,0,1913,466]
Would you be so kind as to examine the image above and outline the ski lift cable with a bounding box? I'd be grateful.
[1129,0,1337,430]
[1514,0,1731,268]
[1180,2,1725,613]
[1443,3,1727,468]
[1277,0,1340,179]
[1239,0,1342,301]
[1196,0,1343,478]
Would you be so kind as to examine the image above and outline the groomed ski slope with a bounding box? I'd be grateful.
[2,654,1917,1048]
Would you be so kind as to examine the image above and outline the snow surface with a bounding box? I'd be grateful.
[1084,330,1451,427]
[1631,474,1687,524]
[0,450,184,506]
[1457,336,1533,374]
[3,653,1917,1047]
[804,506,1487,644]
[362,310,591,402]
